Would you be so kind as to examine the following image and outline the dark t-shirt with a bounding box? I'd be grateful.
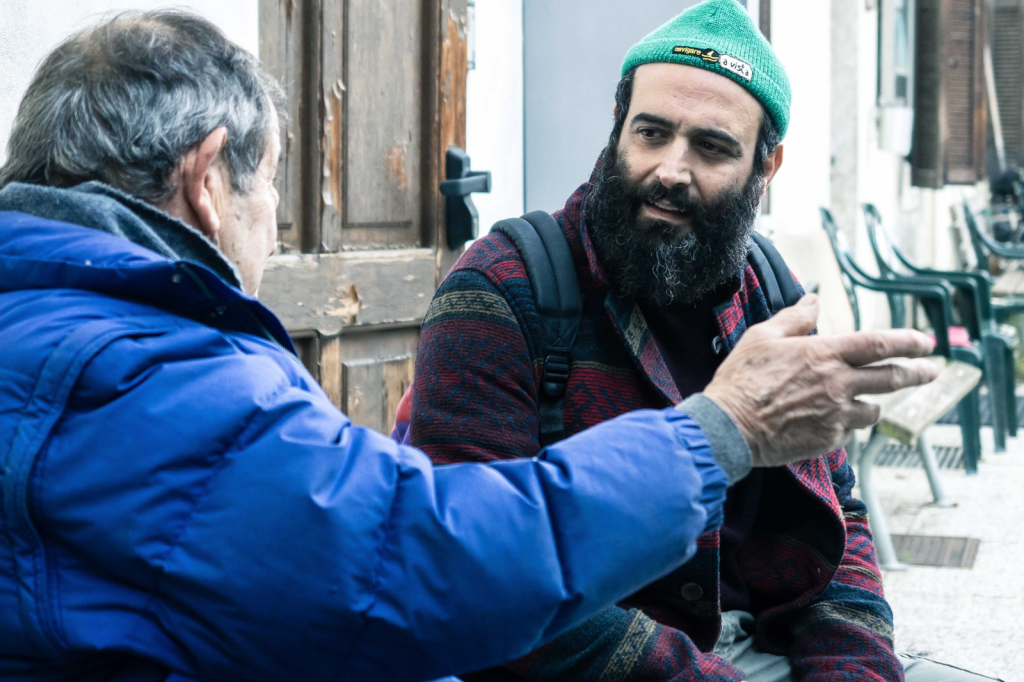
[639,285,763,613]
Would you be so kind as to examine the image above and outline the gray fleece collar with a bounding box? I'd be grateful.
[0,180,242,288]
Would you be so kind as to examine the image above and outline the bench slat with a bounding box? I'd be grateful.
[870,358,981,444]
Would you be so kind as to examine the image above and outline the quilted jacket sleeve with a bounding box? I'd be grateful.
[786,449,904,682]
[29,321,726,682]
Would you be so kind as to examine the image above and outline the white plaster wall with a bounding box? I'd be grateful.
[466,0,524,234]
[0,0,258,165]
[759,0,847,332]
[856,0,899,333]
[763,0,832,241]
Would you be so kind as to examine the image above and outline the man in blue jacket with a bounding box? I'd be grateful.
[0,10,938,682]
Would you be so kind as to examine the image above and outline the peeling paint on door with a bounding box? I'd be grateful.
[321,79,345,210]
[386,144,409,191]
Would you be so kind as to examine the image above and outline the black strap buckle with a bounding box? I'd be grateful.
[541,352,570,398]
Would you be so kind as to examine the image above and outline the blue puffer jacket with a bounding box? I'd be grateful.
[0,186,728,682]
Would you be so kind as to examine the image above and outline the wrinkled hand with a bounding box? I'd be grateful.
[703,295,940,468]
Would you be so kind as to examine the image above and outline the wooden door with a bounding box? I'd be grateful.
[258,0,469,434]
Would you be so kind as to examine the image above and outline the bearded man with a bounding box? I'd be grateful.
[408,2,994,681]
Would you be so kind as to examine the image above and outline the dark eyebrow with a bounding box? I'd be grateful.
[689,127,743,153]
[630,112,674,129]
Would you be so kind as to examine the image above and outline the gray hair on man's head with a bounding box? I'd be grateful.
[0,10,285,204]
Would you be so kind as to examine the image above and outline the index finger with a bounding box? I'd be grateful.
[830,329,935,367]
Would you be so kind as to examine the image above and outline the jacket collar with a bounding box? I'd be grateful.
[0,181,242,288]
[0,189,293,354]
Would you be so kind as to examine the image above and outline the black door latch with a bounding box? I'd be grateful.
[440,146,491,248]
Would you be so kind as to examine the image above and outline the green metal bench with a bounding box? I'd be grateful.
[821,208,984,569]
[863,203,1018,453]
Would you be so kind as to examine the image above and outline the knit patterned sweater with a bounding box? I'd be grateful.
[410,179,901,682]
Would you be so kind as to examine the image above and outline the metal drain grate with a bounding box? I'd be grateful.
[890,535,980,568]
[873,443,963,469]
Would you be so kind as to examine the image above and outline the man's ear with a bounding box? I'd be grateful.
[760,143,784,196]
[180,127,229,241]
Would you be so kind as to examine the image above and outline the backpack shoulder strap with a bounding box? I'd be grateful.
[491,211,582,447]
[747,230,802,314]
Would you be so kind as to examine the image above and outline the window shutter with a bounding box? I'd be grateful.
[912,0,988,188]
[913,0,944,187]
[992,0,1024,167]
[946,0,988,183]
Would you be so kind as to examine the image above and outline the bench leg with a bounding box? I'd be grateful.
[951,347,984,472]
[958,385,982,475]
[982,335,1007,453]
[1004,344,1018,439]
[859,430,906,571]
[916,432,949,506]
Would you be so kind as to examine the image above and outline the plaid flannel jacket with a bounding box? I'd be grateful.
[410,179,902,682]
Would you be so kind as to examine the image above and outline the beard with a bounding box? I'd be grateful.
[586,144,764,307]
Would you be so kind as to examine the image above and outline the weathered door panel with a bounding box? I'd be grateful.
[342,355,416,435]
[258,0,305,248]
[259,249,436,333]
[341,0,424,239]
[259,0,469,433]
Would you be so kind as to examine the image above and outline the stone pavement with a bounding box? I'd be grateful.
[863,424,1024,682]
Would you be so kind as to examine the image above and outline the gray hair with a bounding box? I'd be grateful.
[0,10,285,203]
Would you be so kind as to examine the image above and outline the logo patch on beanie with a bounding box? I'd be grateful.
[674,46,720,63]
[673,46,753,82]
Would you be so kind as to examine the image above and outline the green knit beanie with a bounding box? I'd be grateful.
[621,0,791,139]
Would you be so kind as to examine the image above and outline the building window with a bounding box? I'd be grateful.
[878,0,916,156]
[880,0,914,107]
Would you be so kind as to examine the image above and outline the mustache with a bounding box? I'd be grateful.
[631,180,716,242]
[636,180,694,212]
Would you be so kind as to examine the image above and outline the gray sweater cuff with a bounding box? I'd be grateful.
[676,394,753,486]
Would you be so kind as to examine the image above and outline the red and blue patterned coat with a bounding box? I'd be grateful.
[410,179,901,682]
